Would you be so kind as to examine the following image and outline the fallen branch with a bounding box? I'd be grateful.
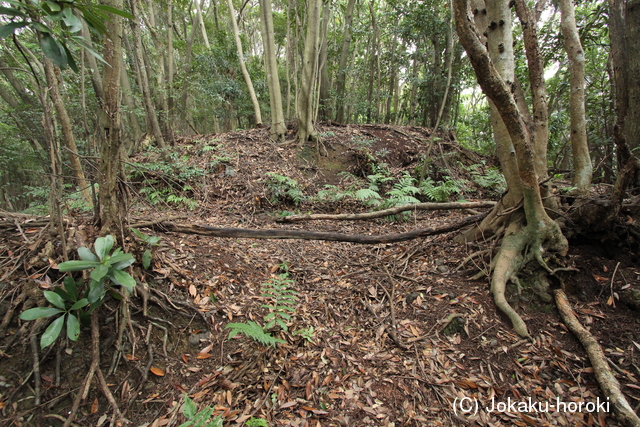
[275,201,496,223]
[147,213,487,244]
[554,289,640,427]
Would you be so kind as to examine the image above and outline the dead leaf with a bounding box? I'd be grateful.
[189,284,197,297]
[150,366,165,376]
[126,354,139,361]
[91,398,99,414]
[196,352,212,359]
[280,401,297,409]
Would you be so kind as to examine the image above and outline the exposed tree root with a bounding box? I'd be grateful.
[275,201,496,223]
[554,289,640,427]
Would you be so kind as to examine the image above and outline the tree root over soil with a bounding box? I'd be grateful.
[554,289,640,427]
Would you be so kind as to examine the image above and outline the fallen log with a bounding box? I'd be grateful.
[144,212,487,244]
[275,201,497,223]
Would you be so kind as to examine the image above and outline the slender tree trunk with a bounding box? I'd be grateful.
[166,0,175,143]
[99,0,127,234]
[259,0,286,141]
[42,57,93,205]
[128,0,167,149]
[335,0,357,124]
[318,2,331,122]
[80,22,104,104]
[560,0,592,193]
[625,0,640,155]
[120,64,143,151]
[297,0,322,143]
[228,0,262,126]
[197,0,211,49]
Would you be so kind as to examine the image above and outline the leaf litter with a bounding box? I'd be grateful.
[0,125,639,426]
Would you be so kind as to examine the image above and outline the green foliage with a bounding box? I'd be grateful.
[293,326,315,344]
[265,173,305,205]
[131,228,161,270]
[261,275,297,332]
[225,320,286,347]
[129,149,203,210]
[179,394,223,427]
[20,235,136,348]
[0,0,132,71]
[469,164,506,195]
[420,176,464,202]
[245,417,268,427]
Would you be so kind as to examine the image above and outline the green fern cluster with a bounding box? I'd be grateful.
[469,164,506,195]
[265,173,305,205]
[224,273,299,348]
[261,275,297,331]
[420,176,465,202]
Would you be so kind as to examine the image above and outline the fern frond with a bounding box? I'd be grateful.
[354,188,381,201]
[225,321,285,347]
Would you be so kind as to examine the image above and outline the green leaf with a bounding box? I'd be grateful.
[64,276,78,301]
[69,298,89,310]
[61,41,78,72]
[61,6,82,32]
[182,395,197,419]
[41,314,65,348]
[142,249,152,270]
[75,6,107,34]
[58,260,101,271]
[66,313,80,341]
[90,264,109,282]
[0,6,26,17]
[107,253,135,269]
[45,1,61,12]
[87,280,105,304]
[77,247,98,262]
[94,235,114,261]
[39,32,68,69]
[19,307,63,320]
[110,269,136,289]
[44,290,66,309]
[0,21,28,38]
[93,4,134,20]
[53,286,72,303]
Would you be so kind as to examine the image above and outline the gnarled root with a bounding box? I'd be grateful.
[490,213,568,337]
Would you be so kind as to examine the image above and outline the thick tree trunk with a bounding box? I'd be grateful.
[335,0,357,124]
[259,0,287,142]
[228,0,262,126]
[453,0,568,337]
[560,0,592,194]
[626,0,640,154]
[296,0,322,143]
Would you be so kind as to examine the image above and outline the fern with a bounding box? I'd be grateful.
[265,173,306,205]
[225,321,285,347]
[354,188,382,204]
[261,275,297,332]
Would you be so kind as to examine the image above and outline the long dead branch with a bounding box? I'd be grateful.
[146,213,487,244]
[275,201,497,223]
[553,289,640,427]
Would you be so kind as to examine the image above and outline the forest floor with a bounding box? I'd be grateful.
[1,124,640,427]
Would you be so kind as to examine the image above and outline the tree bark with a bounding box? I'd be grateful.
[296,0,322,143]
[259,0,287,142]
[128,0,167,149]
[335,0,357,124]
[98,0,127,234]
[42,57,93,205]
[560,0,592,193]
[197,0,211,49]
[228,0,262,127]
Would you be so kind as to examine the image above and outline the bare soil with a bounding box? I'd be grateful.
[1,125,639,426]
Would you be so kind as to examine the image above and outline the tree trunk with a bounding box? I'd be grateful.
[335,0,357,124]
[259,0,287,142]
[228,0,262,127]
[120,64,143,152]
[197,0,211,49]
[626,0,640,154]
[166,0,175,143]
[42,57,93,206]
[98,0,127,235]
[453,0,568,337]
[317,2,331,122]
[128,0,167,149]
[560,0,592,194]
[296,0,322,143]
